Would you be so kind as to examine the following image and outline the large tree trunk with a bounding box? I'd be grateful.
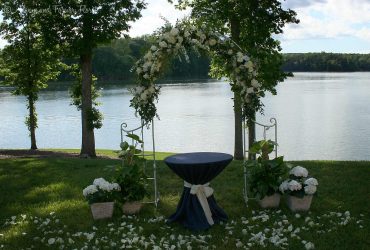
[28,96,37,150]
[80,53,96,157]
[230,17,244,160]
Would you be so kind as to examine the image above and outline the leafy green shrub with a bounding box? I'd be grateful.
[247,140,289,200]
[116,133,148,202]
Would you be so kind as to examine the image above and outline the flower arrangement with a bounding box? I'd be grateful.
[82,178,121,204]
[247,140,289,204]
[279,166,319,197]
[130,21,261,123]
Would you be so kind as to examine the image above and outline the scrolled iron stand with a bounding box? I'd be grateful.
[243,117,278,205]
[120,120,159,207]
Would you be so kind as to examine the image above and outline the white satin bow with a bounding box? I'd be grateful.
[184,181,214,225]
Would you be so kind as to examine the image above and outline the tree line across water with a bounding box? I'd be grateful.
[4,37,364,84]
[53,38,370,82]
[2,38,370,84]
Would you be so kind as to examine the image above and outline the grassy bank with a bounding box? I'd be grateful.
[0,150,369,249]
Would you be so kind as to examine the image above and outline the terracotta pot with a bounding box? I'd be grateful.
[286,195,313,212]
[122,201,142,214]
[258,193,281,208]
[90,202,114,220]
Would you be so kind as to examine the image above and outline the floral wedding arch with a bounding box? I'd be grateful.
[130,21,263,123]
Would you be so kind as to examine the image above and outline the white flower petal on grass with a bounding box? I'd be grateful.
[48,238,55,245]
[236,241,243,248]
[305,242,315,250]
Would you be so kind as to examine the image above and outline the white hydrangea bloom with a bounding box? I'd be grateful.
[304,178,318,186]
[143,51,152,59]
[135,86,144,94]
[245,60,253,68]
[251,79,261,88]
[236,52,244,62]
[167,35,176,44]
[150,45,157,51]
[288,180,302,191]
[290,166,308,177]
[242,55,250,61]
[246,87,254,94]
[83,185,98,197]
[159,41,167,48]
[148,86,155,94]
[170,28,179,36]
[141,92,148,101]
[279,180,289,193]
[111,183,121,191]
[209,39,217,46]
[304,185,317,195]
[93,178,111,191]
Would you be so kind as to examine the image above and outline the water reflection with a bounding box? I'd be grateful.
[0,72,369,160]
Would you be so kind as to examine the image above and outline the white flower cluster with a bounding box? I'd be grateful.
[132,85,157,104]
[290,166,308,178]
[82,178,121,197]
[304,178,318,195]
[279,166,318,195]
[230,50,260,105]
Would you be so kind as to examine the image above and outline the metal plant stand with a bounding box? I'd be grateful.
[242,118,278,205]
[120,120,159,207]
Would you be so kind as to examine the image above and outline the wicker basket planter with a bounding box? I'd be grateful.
[90,202,114,220]
[258,193,281,208]
[286,195,313,212]
[122,201,142,215]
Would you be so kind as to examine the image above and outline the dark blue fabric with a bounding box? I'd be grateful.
[164,152,233,230]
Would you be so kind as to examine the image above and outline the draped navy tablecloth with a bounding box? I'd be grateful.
[164,152,233,230]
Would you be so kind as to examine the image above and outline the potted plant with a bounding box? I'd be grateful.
[247,140,289,208]
[279,166,318,212]
[116,133,148,214]
[82,178,121,220]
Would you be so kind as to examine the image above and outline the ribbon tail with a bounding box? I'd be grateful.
[196,190,214,225]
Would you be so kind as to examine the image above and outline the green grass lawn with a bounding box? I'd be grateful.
[0,151,369,249]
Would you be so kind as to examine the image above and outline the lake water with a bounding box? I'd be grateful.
[1,72,370,160]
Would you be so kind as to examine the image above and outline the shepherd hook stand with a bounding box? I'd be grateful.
[243,118,278,205]
[120,120,159,207]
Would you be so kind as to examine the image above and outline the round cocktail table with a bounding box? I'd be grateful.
[164,152,233,230]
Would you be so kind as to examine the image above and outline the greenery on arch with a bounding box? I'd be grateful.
[130,20,264,123]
